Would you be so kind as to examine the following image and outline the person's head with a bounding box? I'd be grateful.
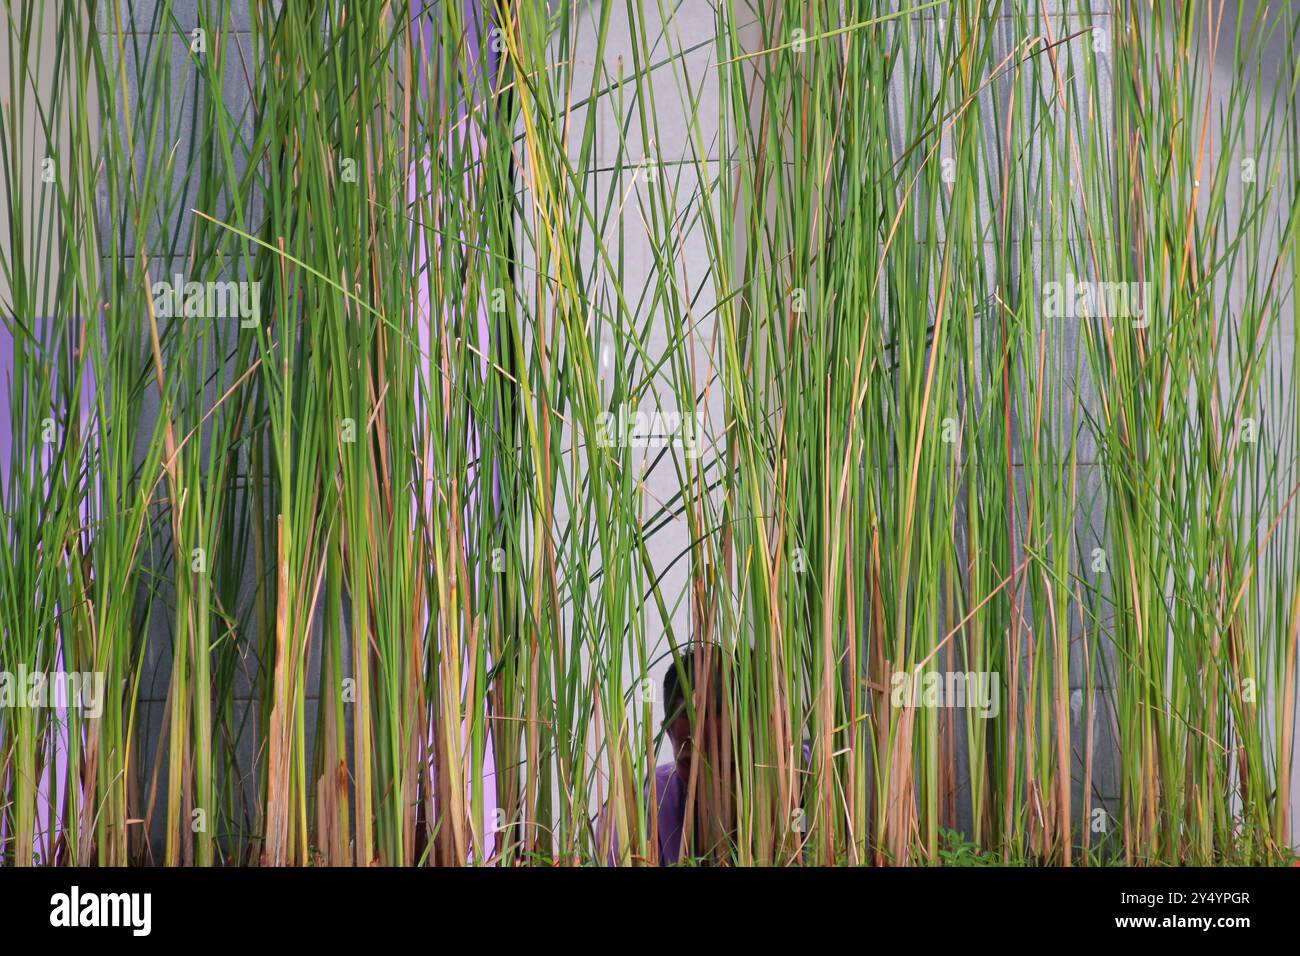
[661,645,725,779]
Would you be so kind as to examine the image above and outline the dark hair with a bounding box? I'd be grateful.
[662,644,725,723]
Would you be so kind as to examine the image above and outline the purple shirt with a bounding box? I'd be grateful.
[602,744,811,864]
[648,763,688,864]
[599,763,686,865]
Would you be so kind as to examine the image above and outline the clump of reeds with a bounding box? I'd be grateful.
[0,0,1297,866]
